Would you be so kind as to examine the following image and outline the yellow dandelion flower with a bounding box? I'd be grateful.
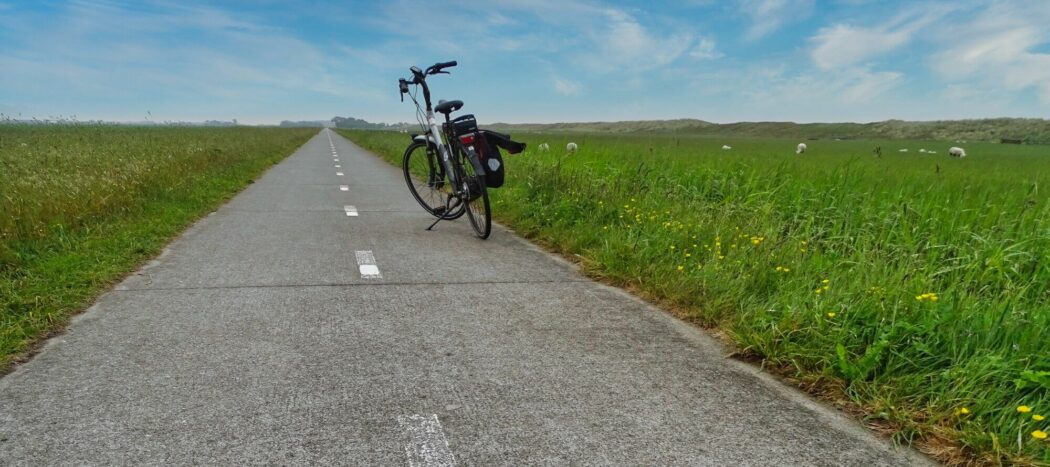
[783,268,790,272]
[1018,405,1033,413]
[826,312,836,318]
[1034,414,1045,421]
[670,245,676,250]
[956,407,970,415]
[676,265,684,272]
[718,255,725,260]
[1032,430,1047,440]
[685,253,692,258]
[821,279,830,284]
[775,266,783,272]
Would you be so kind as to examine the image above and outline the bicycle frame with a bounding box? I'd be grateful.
[402,72,461,192]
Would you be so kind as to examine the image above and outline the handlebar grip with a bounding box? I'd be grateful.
[436,60,457,68]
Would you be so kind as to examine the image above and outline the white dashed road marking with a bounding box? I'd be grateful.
[398,414,456,467]
[335,164,341,168]
[355,250,381,279]
[336,172,344,176]
[339,185,349,191]
[344,205,358,217]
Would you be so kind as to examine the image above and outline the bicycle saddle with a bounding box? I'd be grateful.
[435,99,463,115]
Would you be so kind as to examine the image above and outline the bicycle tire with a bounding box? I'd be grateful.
[403,141,465,220]
[457,149,492,239]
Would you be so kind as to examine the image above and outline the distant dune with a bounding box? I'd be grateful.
[485,118,1050,143]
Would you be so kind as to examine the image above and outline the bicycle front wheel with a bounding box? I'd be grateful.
[403,142,464,220]
[458,150,491,239]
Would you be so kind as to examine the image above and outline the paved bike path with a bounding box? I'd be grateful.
[0,130,927,465]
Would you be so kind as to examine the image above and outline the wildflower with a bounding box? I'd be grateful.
[775,266,783,272]
[915,292,939,302]
[1033,430,1048,440]
[718,255,725,260]
[955,407,970,416]
[815,288,823,294]
[1018,405,1033,414]
[670,245,676,250]
[826,312,836,318]
[1034,414,1045,421]
[685,253,692,258]
[821,279,829,284]
[676,265,684,272]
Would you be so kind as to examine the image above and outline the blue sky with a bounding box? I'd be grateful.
[1,0,1049,125]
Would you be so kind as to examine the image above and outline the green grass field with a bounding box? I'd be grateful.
[342,129,1050,465]
[0,125,315,370]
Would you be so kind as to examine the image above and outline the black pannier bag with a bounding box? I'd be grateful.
[473,130,525,188]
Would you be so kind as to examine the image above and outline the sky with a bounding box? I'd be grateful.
[1,0,1049,125]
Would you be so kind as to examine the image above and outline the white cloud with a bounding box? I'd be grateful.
[552,76,582,96]
[809,5,953,70]
[929,1,1050,103]
[739,0,814,41]
[578,8,696,72]
[689,37,722,60]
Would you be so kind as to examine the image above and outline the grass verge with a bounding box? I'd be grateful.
[1,125,316,371]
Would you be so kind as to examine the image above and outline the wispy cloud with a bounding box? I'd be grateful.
[809,5,954,70]
[928,1,1050,103]
[689,37,723,60]
[552,76,582,96]
[739,0,814,41]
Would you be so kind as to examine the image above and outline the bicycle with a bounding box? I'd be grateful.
[398,61,491,239]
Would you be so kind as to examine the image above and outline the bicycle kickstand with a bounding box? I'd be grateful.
[425,193,457,231]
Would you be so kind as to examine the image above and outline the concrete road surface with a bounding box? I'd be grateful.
[0,130,928,465]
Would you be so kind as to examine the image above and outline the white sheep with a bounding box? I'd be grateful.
[928,150,937,154]
[899,149,909,152]
[722,144,732,150]
[919,149,927,153]
[949,147,966,158]
[566,142,578,153]
[796,143,807,154]
[538,143,550,152]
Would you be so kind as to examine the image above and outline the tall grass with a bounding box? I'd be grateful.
[343,129,1050,465]
[1,125,315,368]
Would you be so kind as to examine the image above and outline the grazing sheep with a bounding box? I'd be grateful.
[919,149,927,153]
[899,149,909,152]
[566,142,578,153]
[928,150,936,154]
[538,143,550,152]
[949,147,966,158]
[722,144,732,150]
[796,143,807,154]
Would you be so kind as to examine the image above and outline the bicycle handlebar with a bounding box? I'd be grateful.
[427,61,457,74]
[400,60,457,111]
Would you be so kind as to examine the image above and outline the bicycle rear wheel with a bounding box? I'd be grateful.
[403,141,464,220]
[458,150,491,239]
